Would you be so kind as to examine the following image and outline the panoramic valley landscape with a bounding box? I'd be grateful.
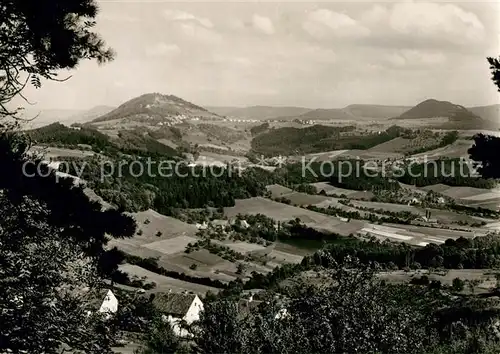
[3,1,500,353]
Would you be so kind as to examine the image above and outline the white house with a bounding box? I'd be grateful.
[86,289,118,320]
[152,292,204,337]
[195,221,208,230]
[229,218,250,229]
[98,289,119,316]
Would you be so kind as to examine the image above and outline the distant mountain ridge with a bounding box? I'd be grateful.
[19,106,115,130]
[209,104,414,121]
[468,104,500,125]
[67,105,115,123]
[207,105,312,120]
[92,93,221,124]
[208,101,499,125]
[343,104,412,119]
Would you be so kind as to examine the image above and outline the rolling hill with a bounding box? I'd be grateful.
[215,104,418,121]
[91,93,221,124]
[28,122,178,157]
[397,99,478,120]
[468,104,500,126]
[394,99,491,129]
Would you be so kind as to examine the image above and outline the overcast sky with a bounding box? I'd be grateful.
[17,1,500,110]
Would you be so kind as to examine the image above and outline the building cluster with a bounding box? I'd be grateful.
[89,286,288,338]
[223,118,260,123]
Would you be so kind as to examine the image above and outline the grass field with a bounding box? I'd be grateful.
[336,149,403,160]
[32,145,95,159]
[141,235,198,255]
[281,192,332,206]
[108,210,198,257]
[118,264,219,295]
[225,197,366,236]
[267,249,304,264]
[410,139,473,160]
[266,184,293,198]
[310,182,359,196]
[301,149,349,162]
[418,184,500,211]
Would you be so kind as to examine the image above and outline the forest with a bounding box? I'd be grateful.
[250,124,405,156]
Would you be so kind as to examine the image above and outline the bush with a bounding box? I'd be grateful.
[429,280,442,290]
[410,275,430,286]
[452,278,465,292]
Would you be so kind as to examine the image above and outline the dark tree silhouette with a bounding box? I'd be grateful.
[468,57,500,179]
[488,56,500,92]
[0,1,135,352]
[0,0,113,117]
[468,133,500,180]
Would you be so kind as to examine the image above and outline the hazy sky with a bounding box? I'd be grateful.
[16,1,500,110]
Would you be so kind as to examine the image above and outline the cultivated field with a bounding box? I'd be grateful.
[281,192,332,206]
[267,249,304,264]
[109,209,198,250]
[359,223,488,247]
[419,184,500,211]
[31,145,95,159]
[225,197,366,236]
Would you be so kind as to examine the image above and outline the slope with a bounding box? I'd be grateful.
[468,104,500,126]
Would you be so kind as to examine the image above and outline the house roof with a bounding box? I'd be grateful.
[152,293,196,317]
[85,289,113,311]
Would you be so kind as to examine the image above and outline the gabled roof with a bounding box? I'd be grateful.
[152,293,197,317]
[86,289,113,311]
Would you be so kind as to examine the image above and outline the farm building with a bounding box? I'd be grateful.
[195,221,208,230]
[229,218,250,229]
[152,292,204,337]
